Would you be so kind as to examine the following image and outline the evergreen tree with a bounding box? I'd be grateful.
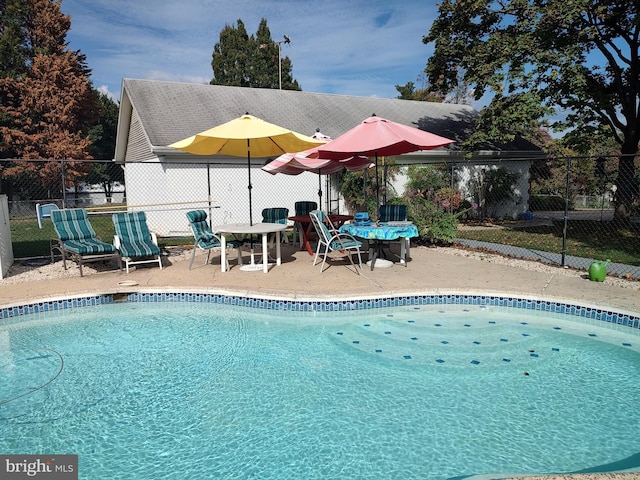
[395,81,443,102]
[0,0,29,79]
[0,0,100,199]
[211,18,300,90]
[86,92,124,202]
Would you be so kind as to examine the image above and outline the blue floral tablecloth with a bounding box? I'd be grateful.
[340,223,419,240]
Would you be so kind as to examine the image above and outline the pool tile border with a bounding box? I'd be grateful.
[1,292,639,330]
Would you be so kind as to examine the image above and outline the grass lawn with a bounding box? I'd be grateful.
[10,215,640,266]
[456,220,640,266]
[9,217,291,259]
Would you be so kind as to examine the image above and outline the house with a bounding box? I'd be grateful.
[114,78,541,235]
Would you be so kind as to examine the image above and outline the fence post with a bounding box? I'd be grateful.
[61,159,67,208]
[561,156,571,267]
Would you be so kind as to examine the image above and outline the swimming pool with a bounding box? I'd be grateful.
[1,294,639,479]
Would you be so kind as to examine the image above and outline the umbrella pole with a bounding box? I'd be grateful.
[247,138,256,264]
[247,139,253,226]
[363,168,367,210]
[207,161,212,227]
[375,152,380,209]
[240,138,265,271]
[318,171,323,211]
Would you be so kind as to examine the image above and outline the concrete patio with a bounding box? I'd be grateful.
[1,243,638,317]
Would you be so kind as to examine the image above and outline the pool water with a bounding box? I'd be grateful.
[1,302,639,479]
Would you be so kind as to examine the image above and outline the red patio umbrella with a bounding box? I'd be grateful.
[262,138,373,208]
[316,115,455,206]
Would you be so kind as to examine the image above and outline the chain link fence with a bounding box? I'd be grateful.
[1,156,639,278]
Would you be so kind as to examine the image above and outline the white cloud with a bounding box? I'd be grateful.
[62,0,439,100]
[95,84,118,101]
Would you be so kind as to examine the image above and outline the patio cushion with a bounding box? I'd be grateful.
[187,210,241,249]
[294,201,317,216]
[378,204,407,222]
[112,212,160,258]
[52,208,99,242]
[187,210,218,247]
[62,238,118,255]
[50,208,121,276]
[262,207,289,224]
[310,210,362,274]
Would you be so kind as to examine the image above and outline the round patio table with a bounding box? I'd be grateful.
[213,223,286,273]
[340,222,418,270]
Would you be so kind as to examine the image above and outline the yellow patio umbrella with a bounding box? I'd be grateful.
[169,113,326,225]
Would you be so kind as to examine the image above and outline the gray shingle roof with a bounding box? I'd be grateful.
[118,78,538,159]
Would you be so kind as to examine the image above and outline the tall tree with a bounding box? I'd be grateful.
[86,92,123,202]
[0,0,99,198]
[423,0,640,220]
[211,18,300,90]
[0,0,29,79]
[395,81,443,102]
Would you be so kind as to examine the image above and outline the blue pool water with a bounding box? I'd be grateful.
[1,301,639,479]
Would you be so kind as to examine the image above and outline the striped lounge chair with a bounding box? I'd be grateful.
[51,208,122,277]
[112,211,163,273]
[186,210,244,270]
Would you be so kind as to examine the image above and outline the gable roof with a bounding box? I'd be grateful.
[116,78,540,162]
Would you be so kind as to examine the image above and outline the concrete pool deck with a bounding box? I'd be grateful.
[1,244,639,480]
[1,244,638,317]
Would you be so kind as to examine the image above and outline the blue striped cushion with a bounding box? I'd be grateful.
[329,238,362,250]
[379,204,407,222]
[51,209,96,241]
[261,208,289,224]
[186,210,240,249]
[294,201,317,216]
[112,212,160,258]
[313,211,362,250]
[62,238,117,255]
[51,209,117,255]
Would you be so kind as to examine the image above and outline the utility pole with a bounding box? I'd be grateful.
[275,35,290,90]
[259,35,291,89]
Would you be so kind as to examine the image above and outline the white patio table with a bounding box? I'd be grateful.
[213,223,287,273]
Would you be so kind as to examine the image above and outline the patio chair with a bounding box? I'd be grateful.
[378,203,411,259]
[112,211,163,273]
[378,204,407,223]
[186,210,244,270]
[36,202,59,229]
[261,207,290,246]
[309,210,362,274]
[50,208,122,277]
[293,201,318,247]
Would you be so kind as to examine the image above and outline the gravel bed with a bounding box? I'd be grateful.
[435,246,640,290]
[1,246,638,291]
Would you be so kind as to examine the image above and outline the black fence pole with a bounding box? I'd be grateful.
[561,156,571,267]
[61,160,67,209]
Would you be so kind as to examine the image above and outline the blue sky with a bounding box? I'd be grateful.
[60,0,441,101]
